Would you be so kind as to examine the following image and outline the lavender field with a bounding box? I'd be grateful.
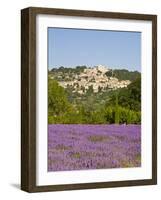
[48,124,141,171]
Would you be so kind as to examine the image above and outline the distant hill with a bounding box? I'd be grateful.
[50,65,87,74]
[105,69,141,81]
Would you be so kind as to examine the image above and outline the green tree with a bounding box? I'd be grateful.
[48,78,71,117]
[86,85,94,95]
[115,92,119,124]
[104,106,114,124]
[107,77,141,112]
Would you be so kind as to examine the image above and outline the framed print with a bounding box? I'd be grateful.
[21,7,157,192]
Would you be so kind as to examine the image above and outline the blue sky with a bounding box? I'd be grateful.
[48,28,141,72]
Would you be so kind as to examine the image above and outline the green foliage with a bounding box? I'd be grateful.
[50,65,87,74]
[107,77,141,111]
[48,78,72,117]
[104,106,141,124]
[86,85,94,95]
[115,92,119,124]
[105,69,141,81]
[104,106,115,123]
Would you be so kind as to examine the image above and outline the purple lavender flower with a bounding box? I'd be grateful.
[48,124,141,171]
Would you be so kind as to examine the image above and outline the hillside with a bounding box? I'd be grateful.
[105,69,141,81]
[49,65,140,95]
[48,65,141,124]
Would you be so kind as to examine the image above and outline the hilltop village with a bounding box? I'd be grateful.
[49,65,131,94]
